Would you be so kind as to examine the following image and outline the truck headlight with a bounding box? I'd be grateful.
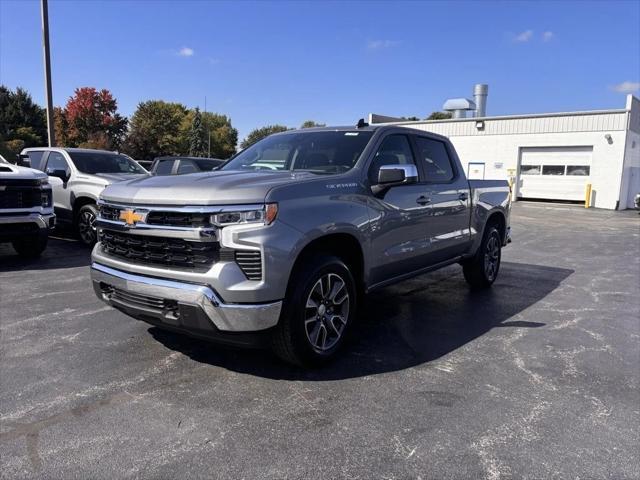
[210,203,278,227]
[41,190,52,207]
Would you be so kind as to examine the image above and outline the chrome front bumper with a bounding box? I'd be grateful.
[91,263,282,332]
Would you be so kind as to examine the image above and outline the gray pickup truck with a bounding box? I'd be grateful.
[90,125,511,366]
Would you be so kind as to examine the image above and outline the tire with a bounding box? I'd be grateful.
[12,234,48,258]
[463,225,502,289]
[272,254,357,367]
[77,204,98,246]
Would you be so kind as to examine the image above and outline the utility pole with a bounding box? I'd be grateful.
[40,0,55,146]
[205,96,211,157]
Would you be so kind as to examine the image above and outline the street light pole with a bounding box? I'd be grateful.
[40,0,55,146]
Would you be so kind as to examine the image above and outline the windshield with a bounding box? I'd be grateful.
[222,131,374,174]
[68,151,147,175]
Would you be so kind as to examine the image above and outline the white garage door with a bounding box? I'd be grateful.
[517,146,593,201]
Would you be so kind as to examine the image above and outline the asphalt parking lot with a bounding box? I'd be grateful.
[1,202,638,479]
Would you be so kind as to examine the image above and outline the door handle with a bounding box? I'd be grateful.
[416,196,431,205]
[458,192,468,201]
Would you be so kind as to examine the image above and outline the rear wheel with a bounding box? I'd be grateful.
[77,204,98,246]
[463,225,502,289]
[12,234,48,258]
[272,254,356,367]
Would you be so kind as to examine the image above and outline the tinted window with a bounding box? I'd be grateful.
[68,151,146,174]
[369,134,415,183]
[177,160,198,174]
[414,137,454,182]
[566,165,590,176]
[27,151,45,170]
[222,131,373,175]
[542,165,565,176]
[154,160,174,175]
[521,165,541,175]
[45,152,69,174]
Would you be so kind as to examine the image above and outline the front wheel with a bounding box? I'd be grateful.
[463,225,502,289]
[272,254,357,367]
[12,234,48,258]
[77,204,98,246]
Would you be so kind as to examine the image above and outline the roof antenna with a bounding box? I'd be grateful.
[356,118,369,128]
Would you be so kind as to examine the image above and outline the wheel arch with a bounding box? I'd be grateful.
[288,232,366,299]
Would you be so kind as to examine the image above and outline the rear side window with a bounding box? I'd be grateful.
[154,160,174,175]
[27,151,46,170]
[414,137,455,182]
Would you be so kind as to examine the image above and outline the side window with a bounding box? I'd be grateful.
[154,160,174,175]
[177,159,198,174]
[27,151,45,170]
[414,137,455,182]
[45,152,70,174]
[368,134,415,183]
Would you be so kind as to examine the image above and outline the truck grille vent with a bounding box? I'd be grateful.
[99,229,219,272]
[235,251,262,281]
[99,204,210,228]
[146,211,211,228]
[0,186,42,209]
[100,283,178,314]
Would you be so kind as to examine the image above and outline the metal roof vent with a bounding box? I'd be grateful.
[442,98,476,119]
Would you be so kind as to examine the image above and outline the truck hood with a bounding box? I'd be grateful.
[84,172,146,184]
[100,170,317,205]
[0,162,47,180]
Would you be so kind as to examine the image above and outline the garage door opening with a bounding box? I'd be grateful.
[516,146,593,203]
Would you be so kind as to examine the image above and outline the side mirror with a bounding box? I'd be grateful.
[47,168,70,182]
[373,164,418,194]
[17,154,31,167]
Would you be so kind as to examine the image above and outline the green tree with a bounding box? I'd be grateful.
[400,116,420,121]
[189,107,205,156]
[426,111,452,120]
[202,112,238,158]
[300,120,325,129]
[123,101,189,159]
[0,85,47,157]
[241,125,289,150]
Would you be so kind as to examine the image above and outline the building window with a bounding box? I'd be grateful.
[542,165,565,176]
[521,165,541,175]
[566,165,590,176]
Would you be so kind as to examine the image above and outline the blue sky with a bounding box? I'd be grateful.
[1,0,639,141]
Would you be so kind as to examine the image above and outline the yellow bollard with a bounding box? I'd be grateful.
[585,183,592,208]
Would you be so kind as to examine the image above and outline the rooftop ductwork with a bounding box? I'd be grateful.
[442,98,476,119]
[474,84,489,118]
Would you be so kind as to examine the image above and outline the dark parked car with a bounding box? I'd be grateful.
[150,156,225,176]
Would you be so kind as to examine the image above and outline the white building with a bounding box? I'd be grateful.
[372,94,640,210]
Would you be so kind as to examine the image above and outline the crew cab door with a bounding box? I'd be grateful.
[43,151,73,222]
[411,135,472,263]
[367,133,433,284]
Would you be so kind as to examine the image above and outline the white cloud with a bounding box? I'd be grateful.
[367,39,401,50]
[610,81,640,93]
[178,47,194,57]
[514,30,534,42]
[542,31,554,42]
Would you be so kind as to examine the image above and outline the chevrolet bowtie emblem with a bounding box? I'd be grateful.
[119,209,144,226]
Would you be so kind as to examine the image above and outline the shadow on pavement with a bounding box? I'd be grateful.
[149,261,573,380]
[0,227,91,272]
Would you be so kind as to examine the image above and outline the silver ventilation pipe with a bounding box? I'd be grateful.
[474,84,488,118]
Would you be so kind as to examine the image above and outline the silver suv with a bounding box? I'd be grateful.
[19,148,147,245]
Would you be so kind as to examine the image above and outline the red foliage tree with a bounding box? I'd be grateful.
[61,87,127,149]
